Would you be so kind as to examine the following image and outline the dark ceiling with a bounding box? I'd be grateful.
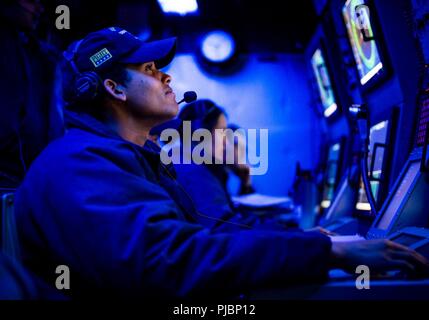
[44,0,319,53]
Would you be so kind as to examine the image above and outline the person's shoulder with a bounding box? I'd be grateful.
[22,130,137,192]
[29,129,114,170]
[44,128,157,178]
[45,128,134,160]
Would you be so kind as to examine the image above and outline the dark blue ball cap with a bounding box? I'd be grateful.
[67,27,177,72]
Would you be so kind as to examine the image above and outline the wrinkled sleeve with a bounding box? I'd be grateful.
[16,143,332,298]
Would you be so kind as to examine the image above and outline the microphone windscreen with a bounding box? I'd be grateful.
[183,91,197,103]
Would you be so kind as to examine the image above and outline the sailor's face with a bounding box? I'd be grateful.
[124,62,178,122]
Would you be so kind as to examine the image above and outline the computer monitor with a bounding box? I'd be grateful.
[355,120,389,213]
[311,48,338,118]
[355,179,370,211]
[374,161,420,231]
[320,143,342,210]
[366,149,429,239]
[342,0,384,86]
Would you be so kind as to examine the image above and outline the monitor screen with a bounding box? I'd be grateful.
[355,120,389,211]
[355,178,371,211]
[375,161,420,230]
[343,0,383,85]
[321,143,341,209]
[311,49,338,118]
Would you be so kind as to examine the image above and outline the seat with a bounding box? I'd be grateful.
[0,191,66,299]
[1,192,21,262]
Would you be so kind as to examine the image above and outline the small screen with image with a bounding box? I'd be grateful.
[343,0,383,85]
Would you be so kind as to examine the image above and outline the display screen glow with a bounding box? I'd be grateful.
[321,143,341,208]
[343,0,383,85]
[311,49,338,118]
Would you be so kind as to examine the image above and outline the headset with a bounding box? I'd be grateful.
[63,39,103,102]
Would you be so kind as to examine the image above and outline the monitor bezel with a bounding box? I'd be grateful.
[354,107,399,218]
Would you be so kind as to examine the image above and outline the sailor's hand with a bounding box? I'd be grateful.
[330,239,429,274]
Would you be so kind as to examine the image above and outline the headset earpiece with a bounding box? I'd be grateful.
[64,39,102,102]
[74,71,102,101]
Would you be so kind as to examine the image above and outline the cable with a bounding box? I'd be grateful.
[144,142,254,230]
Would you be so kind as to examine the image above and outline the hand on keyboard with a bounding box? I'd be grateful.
[330,239,429,274]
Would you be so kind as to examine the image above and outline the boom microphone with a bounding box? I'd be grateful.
[177,91,197,104]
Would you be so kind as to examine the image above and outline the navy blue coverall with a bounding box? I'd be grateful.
[15,111,332,298]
